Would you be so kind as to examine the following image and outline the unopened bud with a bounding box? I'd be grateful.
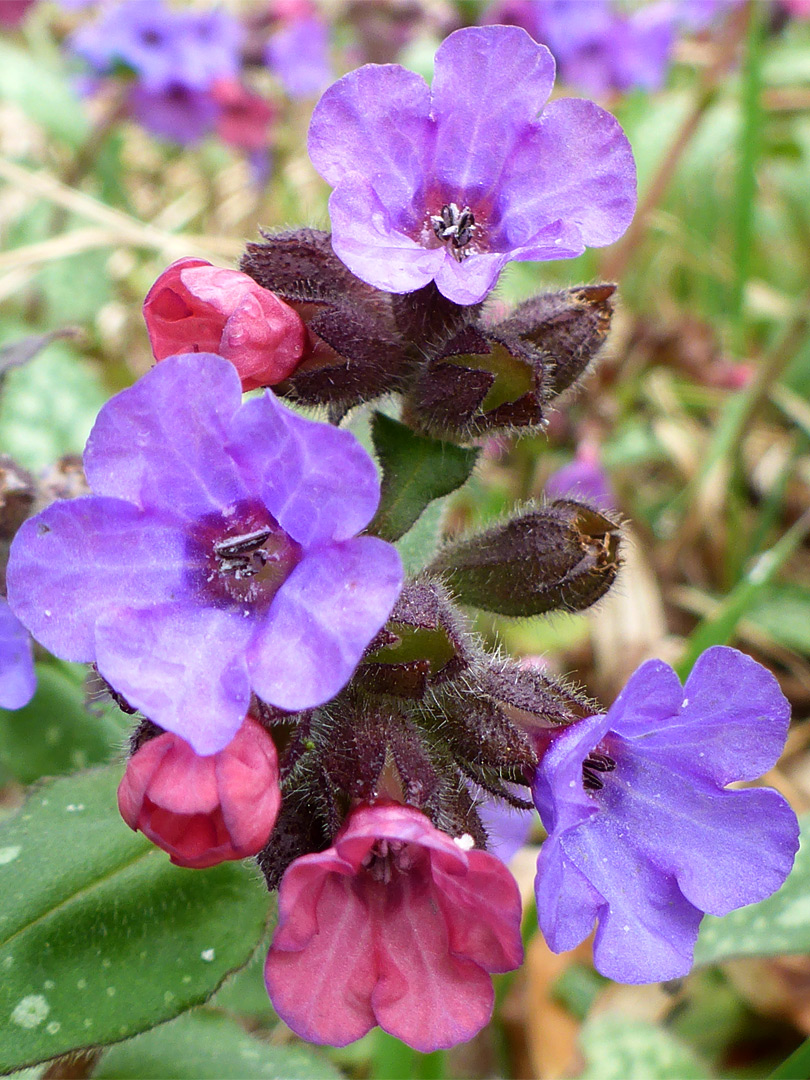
[117,714,281,868]
[495,284,615,397]
[143,258,307,391]
[404,325,548,439]
[430,500,621,616]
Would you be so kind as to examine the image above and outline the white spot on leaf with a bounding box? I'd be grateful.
[11,995,50,1029]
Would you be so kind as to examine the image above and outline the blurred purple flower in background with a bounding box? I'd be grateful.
[545,443,616,510]
[485,0,683,95]
[68,0,273,151]
[7,354,403,756]
[532,647,799,982]
[0,598,35,711]
[308,25,636,304]
[266,14,333,99]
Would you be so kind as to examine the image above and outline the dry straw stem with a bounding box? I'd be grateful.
[0,156,243,262]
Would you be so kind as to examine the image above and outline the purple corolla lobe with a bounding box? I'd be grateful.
[308,25,636,305]
[7,353,403,756]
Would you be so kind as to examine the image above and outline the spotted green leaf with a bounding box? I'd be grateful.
[0,765,269,1073]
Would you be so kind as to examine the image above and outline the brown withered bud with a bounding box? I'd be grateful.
[429,500,621,617]
[0,455,34,541]
[241,229,412,412]
[403,324,552,440]
[494,284,615,397]
[360,577,473,698]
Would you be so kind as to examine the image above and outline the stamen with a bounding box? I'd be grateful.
[430,203,477,261]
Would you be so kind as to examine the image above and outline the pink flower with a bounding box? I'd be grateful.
[143,258,308,391]
[117,715,281,869]
[264,803,523,1050]
[212,78,276,152]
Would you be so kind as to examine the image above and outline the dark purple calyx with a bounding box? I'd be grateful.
[582,749,617,791]
[188,500,302,610]
[430,203,477,261]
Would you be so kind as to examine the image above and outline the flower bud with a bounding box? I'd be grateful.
[143,258,307,391]
[403,325,549,439]
[117,715,281,869]
[430,500,621,617]
[494,284,615,397]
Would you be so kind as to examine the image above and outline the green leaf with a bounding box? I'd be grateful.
[94,1010,341,1080]
[695,813,810,966]
[745,584,810,655]
[578,1014,709,1080]
[0,766,269,1073]
[368,412,478,543]
[0,339,108,470]
[0,41,88,148]
[0,662,126,784]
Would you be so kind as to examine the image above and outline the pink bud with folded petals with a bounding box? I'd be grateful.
[117,715,281,869]
[143,258,307,391]
[264,802,523,1051]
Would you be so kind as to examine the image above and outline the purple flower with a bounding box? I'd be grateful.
[70,0,242,93]
[532,647,799,983]
[128,83,219,146]
[544,446,615,510]
[308,25,636,305]
[0,597,35,711]
[7,354,403,756]
[266,16,333,100]
[485,1,676,97]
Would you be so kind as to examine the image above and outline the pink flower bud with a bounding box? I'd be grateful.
[143,258,307,391]
[117,715,281,869]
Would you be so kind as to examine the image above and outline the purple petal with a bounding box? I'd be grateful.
[433,252,509,306]
[0,598,35,710]
[84,354,247,526]
[614,649,791,786]
[248,537,403,711]
[225,390,382,547]
[477,796,535,863]
[327,177,445,295]
[602,658,684,735]
[94,604,253,755]
[308,63,433,218]
[535,833,608,954]
[497,97,636,252]
[602,746,799,917]
[430,27,555,195]
[563,813,703,982]
[7,497,186,662]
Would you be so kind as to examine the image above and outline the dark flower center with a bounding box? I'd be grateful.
[430,203,476,261]
[187,500,302,612]
[582,750,616,791]
[361,838,419,883]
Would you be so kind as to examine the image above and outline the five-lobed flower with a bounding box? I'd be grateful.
[532,646,800,983]
[7,352,403,756]
[264,802,524,1050]
[308,24,637,304]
